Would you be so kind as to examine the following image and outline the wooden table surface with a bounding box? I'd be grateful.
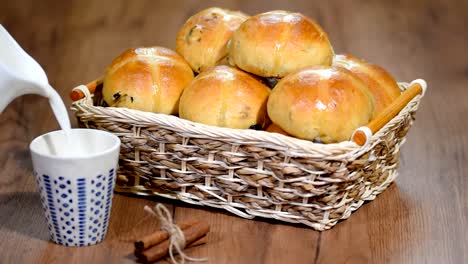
[1,0,467,263]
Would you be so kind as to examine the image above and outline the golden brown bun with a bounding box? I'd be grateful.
[333,54,401,119]
[103,47,194,114]
[266,123,290,136]
[267,66,374,143]
[176,7,248,73]
[229,10,334,78]
[179,66,270,129]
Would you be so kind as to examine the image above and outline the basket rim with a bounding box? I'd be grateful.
[71,82,421,159]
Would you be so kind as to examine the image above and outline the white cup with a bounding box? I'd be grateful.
[29,129,120,247]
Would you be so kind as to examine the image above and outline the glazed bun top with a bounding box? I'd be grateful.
[229,10,334,78]
[176,7,248,73]
[333,54,401,118]
[267,66,374,143]
[179,66,270,129]
[103,47,194,114]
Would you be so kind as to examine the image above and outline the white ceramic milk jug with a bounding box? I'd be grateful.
[0,24,69,131]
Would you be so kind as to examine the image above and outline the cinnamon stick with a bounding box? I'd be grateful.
[135,221,210,263]
[135,218,202,250]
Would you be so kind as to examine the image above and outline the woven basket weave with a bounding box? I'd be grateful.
[71,81,423,230]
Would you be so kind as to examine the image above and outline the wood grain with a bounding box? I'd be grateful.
[0,0,467,263]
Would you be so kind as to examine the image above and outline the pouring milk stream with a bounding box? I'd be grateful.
[0,25,75,154]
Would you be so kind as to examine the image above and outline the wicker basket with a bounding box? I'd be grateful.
[70,79,426,231]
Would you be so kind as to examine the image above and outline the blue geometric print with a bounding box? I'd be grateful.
[35,172,53,240]
[77,178,86,246]
[43,175,62,244]
[102,168,115,241]
[35,169,116,247]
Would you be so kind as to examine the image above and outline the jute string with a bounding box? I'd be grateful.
[144,204,207,264]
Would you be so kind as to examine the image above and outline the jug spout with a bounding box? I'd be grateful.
[0,72,50,113]
[0,24,52,113]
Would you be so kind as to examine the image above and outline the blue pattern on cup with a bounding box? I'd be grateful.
[35,169,116,247]
[43,175,62,244]
[77,178,86,246]
[35,172,54,240]
[87,174,106,242]
[101,168,115,241]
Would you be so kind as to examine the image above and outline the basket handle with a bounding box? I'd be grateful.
[351,79,427,146]
[70,77,103,101]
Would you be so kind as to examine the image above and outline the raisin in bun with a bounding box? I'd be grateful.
[176,7,248,73]
[229,10,334,78]
[102,47,194,114]
[267,66,374,143]
[333,54,401,118]
[179,66,270,129]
